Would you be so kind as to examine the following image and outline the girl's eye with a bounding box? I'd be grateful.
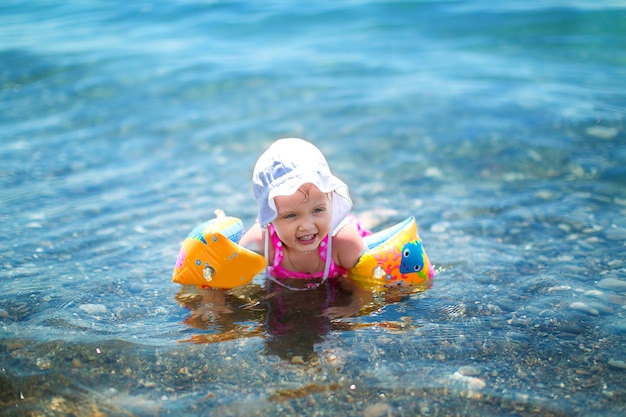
[314,207,326,214]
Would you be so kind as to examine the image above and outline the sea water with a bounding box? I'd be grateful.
[1,1,625,415]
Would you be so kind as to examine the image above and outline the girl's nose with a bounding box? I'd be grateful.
[298,217,314,231]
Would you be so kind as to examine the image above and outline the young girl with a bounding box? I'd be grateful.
[240,138,371,289]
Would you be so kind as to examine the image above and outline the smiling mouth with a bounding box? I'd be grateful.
[298,234,316,243]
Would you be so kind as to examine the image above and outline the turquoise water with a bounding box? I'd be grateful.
[2,1,626,415]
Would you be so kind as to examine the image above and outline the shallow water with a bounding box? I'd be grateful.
[2,1,626,416]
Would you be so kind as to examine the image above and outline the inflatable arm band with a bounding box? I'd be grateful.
[172,216,265,288]
[172,216,434,289]
[348,216,435,289]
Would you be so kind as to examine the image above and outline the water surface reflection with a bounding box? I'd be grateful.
[176,279,426,363]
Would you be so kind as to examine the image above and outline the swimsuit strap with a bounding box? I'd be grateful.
[322,191,334,277]
[323,227,332,278]
[264,225,271,277]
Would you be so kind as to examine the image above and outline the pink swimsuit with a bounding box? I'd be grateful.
[266,216,371,279]
[267,223,344,279]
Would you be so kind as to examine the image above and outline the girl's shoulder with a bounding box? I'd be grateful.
[332,221,368,269]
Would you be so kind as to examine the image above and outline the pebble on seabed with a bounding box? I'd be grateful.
[458,365,481,377]
[569,302,599,316]
[363,402,394,417]
[607,359,626,370]
[449,371,486,398]
[585,125,619,139]
[597,278,626,292]
[79,304,108,315]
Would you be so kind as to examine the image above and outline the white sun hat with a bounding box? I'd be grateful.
[252,138,352,235]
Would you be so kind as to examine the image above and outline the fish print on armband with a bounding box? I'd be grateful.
[399,240,424,274]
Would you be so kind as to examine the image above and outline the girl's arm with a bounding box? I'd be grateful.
[333,222,368,269]
[239,221,265,255]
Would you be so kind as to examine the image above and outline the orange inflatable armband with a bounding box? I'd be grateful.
[348,217,435,290]
[172,216,265,288]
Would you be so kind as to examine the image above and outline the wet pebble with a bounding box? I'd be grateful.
[557,323,584,335]
[506,332,530,348]
[597,278,626,292]
[36,357,52,370]
[586,125,618,139]
[590,302,614,315]
[458,366,481,377]
[363,402,394,417]
[450,371,486,390]
[547,285,571,293]
[0,308,8,318]
[569,302,599,316]
[585,289,604,298]
[79,304,108,315]
[586,290,626,306]
[607,359,626,370]
[290,356,305,365]
[605,227,626,241]
[606,295,626,305]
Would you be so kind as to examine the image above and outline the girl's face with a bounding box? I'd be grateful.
[272,183,331,252]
